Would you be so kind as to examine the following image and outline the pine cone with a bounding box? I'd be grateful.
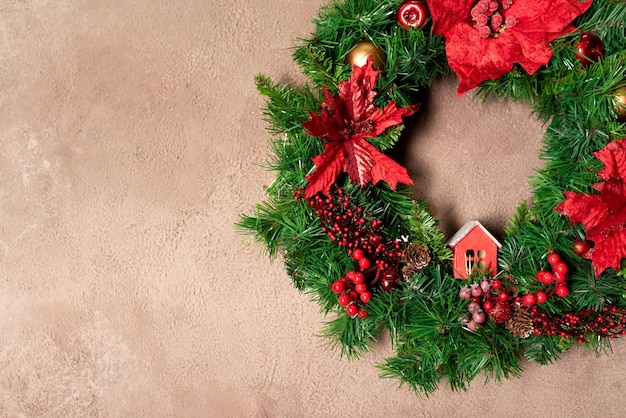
[402,243,431,280]
[505,306,534,339]
[402,264,421,281]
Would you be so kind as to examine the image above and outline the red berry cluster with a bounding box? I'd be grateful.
[530,306,626,344]
[459,278,512,328]
[459,279,491,329]
[332,267,372,319]
[296,186,406,317]
[470,0,517,39]
[520,252,570,306]
[299,185,405,275]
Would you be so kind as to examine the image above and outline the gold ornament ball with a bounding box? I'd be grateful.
[614,87,626,121]
[345,41,386,70]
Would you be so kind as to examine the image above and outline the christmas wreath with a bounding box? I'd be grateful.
[239,0,626,395]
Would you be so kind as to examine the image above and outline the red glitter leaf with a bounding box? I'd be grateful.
[555,138,626,277]
[303,59,417,198]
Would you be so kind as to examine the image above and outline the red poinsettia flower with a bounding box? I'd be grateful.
[302,58,418,198]
[555,138,626,277]
[428,0,592,96]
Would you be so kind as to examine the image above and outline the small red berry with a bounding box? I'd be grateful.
[349,291,359,301]
[554,270,568,283]
[536,270,554,284]
[359,258,371,270]
[352,272,365,284]
[338,294,351,307]
[547,253,561,265]
[355,283,368,294]
[553,262,568,275]
[521,293,537,306]
[332,280,345,294]
[360,292,372,304]
[352,248,365,261]
[346,303,359,316]
[536,291,548,304]
[491,280,502,290]
[357,310,369,319]
[497,291,509,302]
[555,285,569,298]
[346,270,356,281]
[483,300,494,313]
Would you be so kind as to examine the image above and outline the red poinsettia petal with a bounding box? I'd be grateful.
[304,141,345,198]
[366,101,419,138]
[303,88,347,141]
[369,152,414,190]
[594,138,626,181]
[509,30,556,75]
[345,138,413,190]
[338,57,379,123]
[444,24,519,96]
[555,191,609,232]
[342,137,375,187]
[428,0,474,37]
[509,0,592,35]
[592,180,626,217]
[585,206,626,277]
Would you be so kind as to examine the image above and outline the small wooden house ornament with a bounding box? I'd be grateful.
[448,221,502,279]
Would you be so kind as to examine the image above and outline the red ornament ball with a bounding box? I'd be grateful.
[575,32,604,65]
[396,0,429,29]
[573,239,591,257]
[497,291,509,302]
[489,300,513,324]
[547,253,561,265]
[555,285,569,298]
[536,291,548,304]
[491,279,502,290]
[346,303,359,316]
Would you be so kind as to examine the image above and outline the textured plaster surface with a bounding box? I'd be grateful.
[1,1,625,417]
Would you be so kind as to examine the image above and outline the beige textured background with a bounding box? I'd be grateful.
[1,1,625,416]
